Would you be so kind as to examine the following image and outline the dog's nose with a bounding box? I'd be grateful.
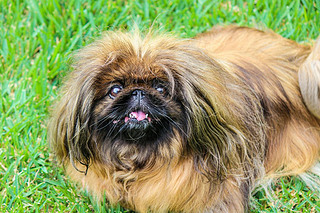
[132,89,145,99]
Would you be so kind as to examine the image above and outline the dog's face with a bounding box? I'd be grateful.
[92,61,184,149]
[50,31,233,176]
[77,39,200,170]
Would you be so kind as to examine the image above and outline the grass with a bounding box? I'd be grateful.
[1,0,319,212]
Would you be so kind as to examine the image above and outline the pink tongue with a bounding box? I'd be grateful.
[125,111,148,122]
[132,111,146,121]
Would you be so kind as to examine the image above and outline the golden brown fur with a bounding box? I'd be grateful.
[49,26,320,212]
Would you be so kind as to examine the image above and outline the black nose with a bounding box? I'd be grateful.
[132,89,145,100]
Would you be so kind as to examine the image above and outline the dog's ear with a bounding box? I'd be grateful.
[48,69,96,173]
[185,80,260,183]
[176,50,262,182]
[170,52,226,181]
[48,34,120,172]
[184,84,236,181]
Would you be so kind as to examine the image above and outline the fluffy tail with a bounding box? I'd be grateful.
[298,37,320,192]
[299,37,320,119]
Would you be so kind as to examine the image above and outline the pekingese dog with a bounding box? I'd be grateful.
[49,26,320,212]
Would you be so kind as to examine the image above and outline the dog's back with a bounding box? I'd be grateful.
[196,26,320,178]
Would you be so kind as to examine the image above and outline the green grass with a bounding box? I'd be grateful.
[1,0,319,212]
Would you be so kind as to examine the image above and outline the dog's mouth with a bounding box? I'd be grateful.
[95,105,175,143]
[113,110,152,124]
[125,111,152,123]
[111,110,155,141]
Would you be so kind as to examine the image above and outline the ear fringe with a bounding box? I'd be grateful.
[299,37,320,119]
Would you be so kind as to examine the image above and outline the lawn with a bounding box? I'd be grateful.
[1,0,319,212]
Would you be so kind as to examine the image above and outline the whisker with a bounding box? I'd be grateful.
[150,108,188,137]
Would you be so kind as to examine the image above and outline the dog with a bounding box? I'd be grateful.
[48,26,320,212]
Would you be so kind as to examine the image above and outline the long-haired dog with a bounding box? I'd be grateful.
[49,26,320,212]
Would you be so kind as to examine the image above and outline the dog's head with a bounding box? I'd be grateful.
[49,30,251,180]
[92,54,182,148]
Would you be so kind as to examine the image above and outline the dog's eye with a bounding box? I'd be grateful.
[155,85,165,94]
[109,85,123,99]
[152,79,168,95]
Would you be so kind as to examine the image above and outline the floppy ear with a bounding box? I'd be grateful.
[48,67,97,173]
[172,47,262,182]
[182,82,233,180]
[48,33,119,172]
[183,81,255,183]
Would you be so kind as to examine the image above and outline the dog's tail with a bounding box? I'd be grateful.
[299,37,320,119]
